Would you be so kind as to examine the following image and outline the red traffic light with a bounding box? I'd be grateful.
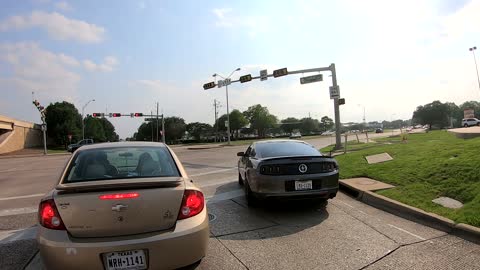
[134,113,143,117]
[112,113,121,117]
[92,113,102,117]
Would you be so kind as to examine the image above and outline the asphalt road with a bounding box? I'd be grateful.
[1,133,479,269]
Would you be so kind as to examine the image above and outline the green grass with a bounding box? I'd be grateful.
[327,130,480,227]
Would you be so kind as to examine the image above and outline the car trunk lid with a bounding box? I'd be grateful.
[54,177,185,238]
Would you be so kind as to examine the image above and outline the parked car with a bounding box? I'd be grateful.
[67,139,94,152]
[322,130,335,136]
[237,140,339,206]
[462,118,480,127]
[37,142,209,270]
[289,132,302,139]
[375,128,383,133]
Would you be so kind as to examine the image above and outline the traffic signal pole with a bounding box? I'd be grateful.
[203,64,343,149]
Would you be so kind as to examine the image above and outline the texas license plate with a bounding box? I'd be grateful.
[104,250,146,270]
[295,180,313,190]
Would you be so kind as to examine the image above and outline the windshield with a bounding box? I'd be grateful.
[256,142,321,158]
[64,147,179,183]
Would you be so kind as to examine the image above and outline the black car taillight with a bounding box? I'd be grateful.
[260,165,282,175]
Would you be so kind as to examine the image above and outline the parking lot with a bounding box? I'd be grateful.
[1,135,479,269]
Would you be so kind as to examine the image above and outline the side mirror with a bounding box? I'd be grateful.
[237,152,245,157]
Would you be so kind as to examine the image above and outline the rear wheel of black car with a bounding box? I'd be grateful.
[238,172,244,186]
[244,179,258,207]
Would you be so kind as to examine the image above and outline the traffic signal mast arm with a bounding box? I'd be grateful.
[229,66,332,84]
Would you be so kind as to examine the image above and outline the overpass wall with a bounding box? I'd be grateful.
[0,115,42,154]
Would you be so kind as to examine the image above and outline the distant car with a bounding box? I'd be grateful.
[375,128,383,133]
[322,131,335,136]
[237,140,339,206]
[67,139,94,152]
[462,118,480,127]
[37,142,209,270]
[289,132,302,139]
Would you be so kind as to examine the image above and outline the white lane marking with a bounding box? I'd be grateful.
[388,224,426,240]
[190,167,236,177]
[0,206,37,217]
[0,193,45,201]
[198,179,236,188]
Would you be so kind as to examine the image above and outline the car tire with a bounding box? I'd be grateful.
[464,124,468,128]
[244,179,258,207]
[238,172,244,186]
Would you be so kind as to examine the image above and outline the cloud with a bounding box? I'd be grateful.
[0,11,105,43]
[82,56,118,72]
[211,7,269,38]
[0,42,81,100]
[55,1,73,12]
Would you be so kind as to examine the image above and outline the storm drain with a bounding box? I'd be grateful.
[208,213,217,222]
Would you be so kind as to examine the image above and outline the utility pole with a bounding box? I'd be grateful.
[156,102,159,142]
[469,46,480,91]
[161,109,165,143]
[151,110,154,142]
[330,64,342,149]
[213,99,221,142]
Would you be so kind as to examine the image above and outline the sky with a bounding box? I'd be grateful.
[1,0,480,138]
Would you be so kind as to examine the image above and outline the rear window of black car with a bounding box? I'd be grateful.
[64,147,180,183]
[255,142,321,158]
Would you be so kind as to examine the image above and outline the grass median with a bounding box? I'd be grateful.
[322,130,480,227]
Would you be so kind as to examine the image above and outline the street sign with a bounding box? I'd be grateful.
[300,74,323,84]
[329,86,340,99]
[217,78,231,88]
[240,74,252,83]
[203,82,216,90]
[339,98,345,105]
[225,121,229,127]
[109,113,113,117]
[41,124,47,132]
[273,68,288,78]
[260,69,268,81]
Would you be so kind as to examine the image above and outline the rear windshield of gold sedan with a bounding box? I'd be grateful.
[64,147,180,183]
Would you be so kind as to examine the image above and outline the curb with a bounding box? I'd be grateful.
[339,181,480,244]
[187,145,224,150]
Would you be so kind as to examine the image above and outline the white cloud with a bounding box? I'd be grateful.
[211,8,269,38]
[0,42,81,100]
[0,11,105,43]
[82,56,118,72]
[55,1,73,12]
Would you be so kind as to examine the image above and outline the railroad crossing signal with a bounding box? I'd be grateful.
[273,68,288,78]
[239,74,252,83]
[203,82,216,90]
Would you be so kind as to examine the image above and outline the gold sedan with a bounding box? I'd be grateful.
[37,142,209,270]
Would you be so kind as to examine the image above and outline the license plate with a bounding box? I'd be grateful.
[295,180,313,190]
[104,250,146,270]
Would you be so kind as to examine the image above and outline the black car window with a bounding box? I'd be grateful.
[244,146,252,157]
[250,147,257,158]
[256,142,321,158]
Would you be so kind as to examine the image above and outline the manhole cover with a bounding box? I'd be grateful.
[208,213,217,222]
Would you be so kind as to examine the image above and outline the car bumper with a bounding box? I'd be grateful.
[247,171,339,198]
[38,209,209,270]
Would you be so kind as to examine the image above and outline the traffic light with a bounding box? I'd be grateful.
[112,113,121,117]
[339,98,345,105]
[92,113,103,117]
[203,82,216,90]
[273,68,288,78]
[239,74,252,83]
[134,113,143,117]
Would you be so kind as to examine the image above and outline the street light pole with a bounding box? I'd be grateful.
[469,47,480,91]
[82,99,95,140]
[213,68,241,145]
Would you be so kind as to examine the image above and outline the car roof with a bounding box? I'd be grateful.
[77,141,168,151]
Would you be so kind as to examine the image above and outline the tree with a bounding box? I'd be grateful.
[243,104,278,138]
[214,114,228,132]
[412,101,450,129]
[186,122,213,141]
[229,110,248,138]
[280,117,301,134]
[99,117,119,141]
[134,122,155,141]
[320,116,334,131]
[84,116,106,142]
[300,118,320,134]
[45,101,82,146]
[164,116,186,143]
